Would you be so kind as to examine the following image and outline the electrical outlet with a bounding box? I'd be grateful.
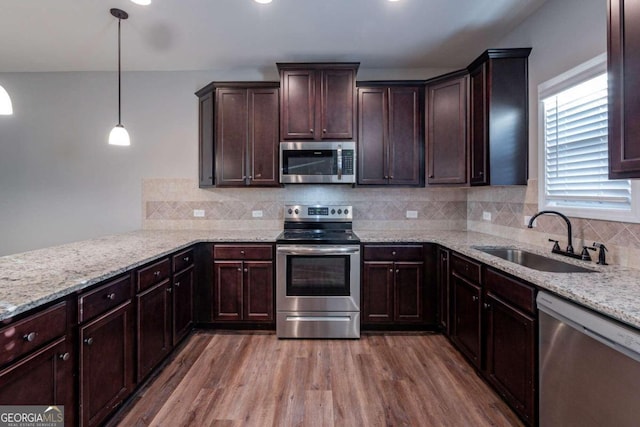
[252,210,263,218]
[193,209,205,218]
[406,210,418,219]
[482,211,492,221]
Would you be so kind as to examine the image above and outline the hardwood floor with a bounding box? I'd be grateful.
[113,331,523,426]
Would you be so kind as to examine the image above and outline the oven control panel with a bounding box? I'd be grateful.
[284,205,353,221]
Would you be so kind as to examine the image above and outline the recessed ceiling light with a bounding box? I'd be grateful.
[254,0,272,4]
[388,0,401,2]
[130,0,151,5]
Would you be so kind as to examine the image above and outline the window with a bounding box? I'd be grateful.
[538,54,639,223]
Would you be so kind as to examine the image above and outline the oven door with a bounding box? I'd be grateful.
[276,245,360,312]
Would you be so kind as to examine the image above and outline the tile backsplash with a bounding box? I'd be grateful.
[143,178,640,268]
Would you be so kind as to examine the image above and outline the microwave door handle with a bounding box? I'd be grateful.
[337,146,343,180]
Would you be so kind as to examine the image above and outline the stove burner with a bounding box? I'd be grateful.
[277,204,359,244]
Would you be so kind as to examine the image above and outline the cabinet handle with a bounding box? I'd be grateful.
[175,282,181,288]
[183,256,190,262]
[59,352,70,361]
[167,287,173,293]
[106,293,116,300]
[23,332,37,342]
[84,337,94,346]
[472,296,478,302]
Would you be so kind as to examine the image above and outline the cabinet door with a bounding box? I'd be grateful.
[173,266,194,345]
[484,293,535,424]
[244,261,274,322]
[214,261,243,321]
[216,88,248,186]
[281,69,316,140]
[362,262,394,323]
[136,280,172,382]
[437,247,450,334]
[388,87,421,185]
[469,64,488,185]
[608,0,640,178]
[0,337,74,426]
[321,69,356,139]
[80,302,135,427]
[248,88,279,186]
[198,90,215,187]
[394,261,424,322]
[450,273,482,368]
[427,75,468,185]
[358,87,388,184]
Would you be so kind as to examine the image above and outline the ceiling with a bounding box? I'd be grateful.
[0,0,547,73]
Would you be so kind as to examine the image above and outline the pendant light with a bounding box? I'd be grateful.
[0,84,12,115]
[108,8,130,146]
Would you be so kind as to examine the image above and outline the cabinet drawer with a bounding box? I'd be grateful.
[450,253,482,284]
[363,245,423,261]
[0,301,67,367]
[173,248,194,273]
[485,268,535,314]
[214,245,272,260]
[78,274,132,323]
[137,258,171,292]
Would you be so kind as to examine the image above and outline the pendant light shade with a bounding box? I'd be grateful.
[109,8,130,146]
[0,84,13,115]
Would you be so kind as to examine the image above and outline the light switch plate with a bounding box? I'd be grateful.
[406,210,418,219]
[193,209,205,218]
[252,210,263,218]
[482,211,492,221]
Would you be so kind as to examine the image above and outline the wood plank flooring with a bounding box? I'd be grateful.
[113,331,523,427]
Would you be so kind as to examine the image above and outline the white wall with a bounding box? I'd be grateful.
[0,67,448,256]
[495,0,607,177]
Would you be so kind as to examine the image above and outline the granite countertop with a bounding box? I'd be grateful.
[1,229,639,332]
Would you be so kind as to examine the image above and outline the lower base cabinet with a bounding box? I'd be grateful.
[136,281,172,382]
[80,301,135,427]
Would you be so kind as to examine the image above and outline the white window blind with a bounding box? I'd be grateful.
[542,73,631,210]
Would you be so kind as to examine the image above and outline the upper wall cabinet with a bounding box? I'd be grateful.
[357,82,423,186]
[608,0,640,179]
[426,71,469,185]
[195,82,280,188]
[278,63,359,141]
[467,48,531,186]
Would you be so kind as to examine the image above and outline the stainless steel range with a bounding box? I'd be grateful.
[276,204,360,339]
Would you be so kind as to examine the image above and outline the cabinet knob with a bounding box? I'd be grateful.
[59,352,70,361]
[389,269,393,272]
[483,303,491,309]
[392,251,396,256]
[240,250,245,255]
[23,332,37,342]
[167,287,173,293]
[106,293,116,300]
[154,271,161,277]
[429,174,434,178]
[479,171,484,176]
[472,296,479,302]
[256,173,262,178]
[175,282,181,288]
[84,337,94,346]
[384,175,389,179]
[183,256,190,262]
[237,268,242,272]
[390,176,394,179]
[396,269,400,274]
[310,129,314,133]
[244,268,248,273]
[323,129,327,133]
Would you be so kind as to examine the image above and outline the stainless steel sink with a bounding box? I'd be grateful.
[473,247,596,273]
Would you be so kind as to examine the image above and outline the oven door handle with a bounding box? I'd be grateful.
[277,246,360,255]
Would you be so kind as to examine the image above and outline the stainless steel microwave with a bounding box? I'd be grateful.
[279,141,356,184]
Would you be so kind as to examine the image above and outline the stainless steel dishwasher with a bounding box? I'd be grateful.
[537,291,640,426]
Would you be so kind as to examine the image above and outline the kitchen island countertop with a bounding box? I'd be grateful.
[1,229,639,332]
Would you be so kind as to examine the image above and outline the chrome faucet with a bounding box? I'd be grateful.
[528,210,582,259]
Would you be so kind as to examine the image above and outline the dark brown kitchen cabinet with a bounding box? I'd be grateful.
[426,71,469,185]
[0,301,74,427]
[608,0,640,178]
[213,245,274,323]
[195,82,279,188]
[172,264,194,345]
[467,48,531,186]
[136,258,172,382]
[436,246,450,334]
[278,63,359,140]
[79,300,135,427]
[449,253,482,368]
[484,268,536,426]
[362,245,425,325]
[357,83,423,185]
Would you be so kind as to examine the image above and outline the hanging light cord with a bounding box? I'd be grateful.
[117,16,122,125]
